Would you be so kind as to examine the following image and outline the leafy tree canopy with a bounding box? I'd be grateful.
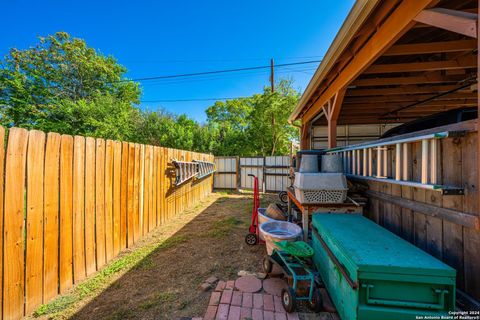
[0,32,300,156]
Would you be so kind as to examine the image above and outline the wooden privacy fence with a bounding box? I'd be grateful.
[0,127,214,320]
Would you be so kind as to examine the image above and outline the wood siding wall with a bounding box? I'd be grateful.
[0,127,214,320]
[361,127,480,304]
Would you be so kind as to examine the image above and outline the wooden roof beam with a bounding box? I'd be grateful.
[414,8,478,38]
[342,99,477,111]
[348,84,464,96]
[301,0,440,124]
[383,39,477,56]
[351,73,468,87]
[364,54,476,74]
[344,92,477,104]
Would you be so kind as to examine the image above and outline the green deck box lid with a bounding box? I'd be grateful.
[312,214,456,278]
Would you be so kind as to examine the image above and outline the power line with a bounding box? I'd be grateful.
[117,59,321,83]
[141,97,246,103]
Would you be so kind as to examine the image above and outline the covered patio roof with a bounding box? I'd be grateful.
[289,0,478,149]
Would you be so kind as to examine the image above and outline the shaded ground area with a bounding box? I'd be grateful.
[34,192,272,319]
[33,191,335,320]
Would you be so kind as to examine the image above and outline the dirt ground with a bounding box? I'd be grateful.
[35,191,333,320]
[33,192,267,319]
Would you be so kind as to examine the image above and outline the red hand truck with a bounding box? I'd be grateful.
[245,174,262,246]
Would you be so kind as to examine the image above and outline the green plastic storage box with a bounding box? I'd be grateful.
[311,214,456,320]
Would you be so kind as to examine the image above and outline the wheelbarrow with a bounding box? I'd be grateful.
[262,240,322,313]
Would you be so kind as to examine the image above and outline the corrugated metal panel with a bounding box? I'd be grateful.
[265,156,290,192]
[214,157,237,189]
[240,157,264,190]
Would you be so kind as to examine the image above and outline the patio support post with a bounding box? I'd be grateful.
[322,90,346,149]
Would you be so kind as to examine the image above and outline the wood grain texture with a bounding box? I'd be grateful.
[73,136,86,283]
[104,140,114,262]
[85,137,96,276]
[43,133,61,302]
[139,145,145,236]
[143,145,150,235]
[0,127,4,319]
[127,143,135,247]
[95,139,106,269]
[25,130,46,313]
[133,144,141,242]
[120,142,128,250]
[3,127,28,319]
[113,141,122,256]
[59,135,73,294]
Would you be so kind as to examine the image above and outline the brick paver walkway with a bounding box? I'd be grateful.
[202,277,300,320]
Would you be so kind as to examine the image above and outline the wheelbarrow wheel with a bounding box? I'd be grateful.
[245,233,258,246]
[307,287,323,313]
[262,255,273,274]
[281,287,296,313]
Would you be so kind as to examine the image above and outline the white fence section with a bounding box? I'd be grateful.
[240,157,265,190]
[214,156,291,192]
[214,157,237,189]
[265,156,290,192]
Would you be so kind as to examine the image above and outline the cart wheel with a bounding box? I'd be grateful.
[281,288,296,313]
[245,233,258,246]
[279,191,288,204]
[262,255,273,274]
[307,287,323,313]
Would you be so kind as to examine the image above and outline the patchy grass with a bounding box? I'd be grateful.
[32,193,274,320]
[33,217,196,318]
[139,291,177,310]
[204,216,242,238]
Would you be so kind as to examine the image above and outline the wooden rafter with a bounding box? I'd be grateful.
[348,84,466,96]
[384,39,477,56]
[301,0,439,124]
[343,99,477,110]
[414,8,478,38]
[351,73,468,87]
[364,55,476,74]
[344,92,476,104]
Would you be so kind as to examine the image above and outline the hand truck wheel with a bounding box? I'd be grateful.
[245,233,258,246]
[307,287,323,312]
[281,287,296,313]
[278,191,288,204]
[262,255,273,274]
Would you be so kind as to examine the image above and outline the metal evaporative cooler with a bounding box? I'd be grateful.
[311,214,456,320]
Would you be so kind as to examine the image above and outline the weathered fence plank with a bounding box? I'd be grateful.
[127,143,135,247]
[59,135,74,293]
[73,136,86,283]
[104,140,114,262]
[25,130,46,313]
[95,139,106,269]
[43,133,61,302]
[3,127,28,319]
[85,137,96,276]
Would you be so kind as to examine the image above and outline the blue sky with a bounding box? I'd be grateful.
[1,0,354,122]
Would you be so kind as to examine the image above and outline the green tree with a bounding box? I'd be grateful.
[0,31,140,139]
[206,79,299,156]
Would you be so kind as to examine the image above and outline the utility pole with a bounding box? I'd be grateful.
[270,58,276,156]
[270,58,275,93]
